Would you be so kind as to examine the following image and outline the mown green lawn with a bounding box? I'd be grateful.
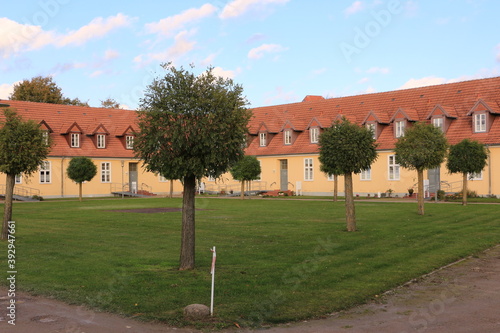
[1,197,499,329]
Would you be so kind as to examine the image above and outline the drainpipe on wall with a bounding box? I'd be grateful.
[487,146,492,196]
[61,157,65,198]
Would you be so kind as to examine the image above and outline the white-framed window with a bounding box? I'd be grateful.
[284,130,292,145]
[97,134,106,148]
[310,127,319,143]
[395,121,405,138]
[40,161,51,183]
[256,160,262,181]
[360,168,371,181]
[42,131,49,145]
[388,155,400,180]
[159,174,168,182]
[15,174,22,184]
[304,158,313,181]
[327,174,335,181]
[366,123,376,139]
[468,171,483,180]
[432,117,444,132]
[126,136,134,149]
[259,132,267,147]
[207,176,215,182]
[474,113,487,133]
[101,162,111,183]
[71,133,80,147]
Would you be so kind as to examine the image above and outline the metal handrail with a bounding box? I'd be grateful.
[0,184,40,198]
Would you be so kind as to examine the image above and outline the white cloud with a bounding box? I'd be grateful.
[366,67,390,74]
[57,14,132,47]
[134,30,197,66]
[220,0,289,19]
[200,53,218,67]
[398,76,449,90]
[344,1,365,16]
[358,77,370,84]
[90,70,104,78]
[104,49,120,60]
[264,86,298,105]
[0,15,132,58]
[496,44,500,62]
[248,43,288,60]
[211,66,241,79]
[0,82,17,99]
[145,4,217,38]
[311,68,328,76]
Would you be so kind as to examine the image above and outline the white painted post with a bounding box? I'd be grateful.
[210,246,216,316]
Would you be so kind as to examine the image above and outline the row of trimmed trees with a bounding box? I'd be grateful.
[1,64,490,271]
[319,120,488,232]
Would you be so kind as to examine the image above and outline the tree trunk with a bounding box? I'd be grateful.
[344,173,356,232]
[1,174,15,240]
[179,174,196,270]
[462,173,468,206]
[417,169,425,215]
[79,182,83,202]
[333,174,338,202]
[169,180,174,198]
[240,180,245,199]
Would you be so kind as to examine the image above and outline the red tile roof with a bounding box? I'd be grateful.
[246,76,500,156]
[0,100,138,158]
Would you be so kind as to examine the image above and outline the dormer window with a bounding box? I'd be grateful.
[42,130,50,145]
[395,120,405,138]
[310,127,319,143]
[432,117,444,132]
[474,113,487,133]
[259,132,267,147]
[126,135,134,149]
[284,130,292,145]
[71,133,80,147]
[97,134,106,148]
[366,123,376,139]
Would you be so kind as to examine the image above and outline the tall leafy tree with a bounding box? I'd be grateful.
[447,139,488,206]
[394,122,448,215]
[66,157,97,202]
[134,63,251,270]
[319,119,377,231]
[230,155,261,199]
[100,98,121,109]
[10,76,89,106]
[0,108,51,240]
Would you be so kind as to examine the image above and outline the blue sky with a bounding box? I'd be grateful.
[1,0,499,109]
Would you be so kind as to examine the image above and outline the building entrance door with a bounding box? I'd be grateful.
[280,159,288,191]
[428,167,440,199]
[129,162,138,193]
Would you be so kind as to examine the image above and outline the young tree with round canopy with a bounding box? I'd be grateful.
[394,122,448,215]
[447,139,488,206]
[66,156,98,202]
[230,155,261,199]
[319,119,378,231]
[0,108,51,240]
[134,63,251,270]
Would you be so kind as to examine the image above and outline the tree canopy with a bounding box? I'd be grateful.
[394,122,448,215]
[0,108,51,239]
[100,98,121,109]
[10,76,89,106]
[66,157,97,202]
[230,155,261,199]
[447,139,488,206]
[319,119,378,231]
[134,63,251,270]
